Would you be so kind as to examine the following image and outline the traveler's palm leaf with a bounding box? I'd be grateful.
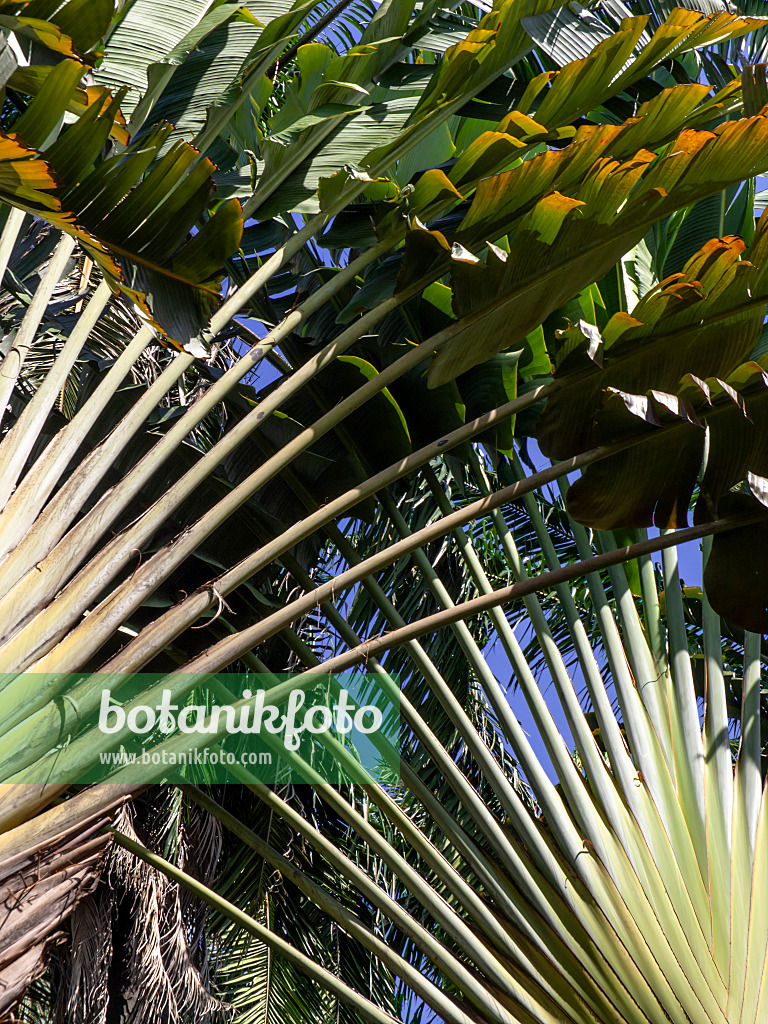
[3,0,768,1021]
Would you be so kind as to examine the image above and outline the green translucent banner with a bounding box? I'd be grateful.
[1,671,400,785]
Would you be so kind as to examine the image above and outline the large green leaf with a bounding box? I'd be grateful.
[521,2,619,67]
[253,97,420,217]
[456,352,519,456]
[423,109,768,386]
[369,5,760,172]
[1,58,244,347]
[47,0,114,54]
[704,493,768,631]
[145,0,270,161]
[546,330,768,584]
[244,0,419,217]
[0,135,59,210]
[561,360,768,627]
[537,227,768,460]
[93,0,221,118]
[659,180,754,278]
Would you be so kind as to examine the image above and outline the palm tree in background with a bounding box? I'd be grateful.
[1,0,768,1020]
